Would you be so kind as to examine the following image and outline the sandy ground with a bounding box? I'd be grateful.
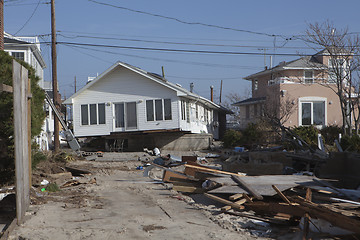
[7,158,269,240]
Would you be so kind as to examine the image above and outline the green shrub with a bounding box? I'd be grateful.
[340,134,360,152]
[292,126,319,147]
[46,183,60,192]
[222,129,243,148]
[320,125,342,145]
[240,123,264,148]
[32,149,47,170]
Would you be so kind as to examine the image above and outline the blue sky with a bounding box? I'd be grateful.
[4,0,360,103]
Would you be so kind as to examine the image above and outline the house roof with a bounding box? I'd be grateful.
[4,32,47,69]
[232,97,266,106]
[244,55,325,80]
[63,61,227,111]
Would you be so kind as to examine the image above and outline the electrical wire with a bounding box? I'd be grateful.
[87,0,282,38]
[13,0,42,35]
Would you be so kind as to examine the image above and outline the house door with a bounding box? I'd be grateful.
[113,102,137,131]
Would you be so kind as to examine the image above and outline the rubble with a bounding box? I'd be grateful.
[145,154,360,239]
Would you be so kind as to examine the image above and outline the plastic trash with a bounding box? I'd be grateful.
[41,179,49,186]
[136,166,143,170]
[153,147,161,156]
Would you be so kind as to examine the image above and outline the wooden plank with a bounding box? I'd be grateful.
[204,193,245,211]
[0,83,13,93]
[162,170,189,182]
[290,196,360,234]
[246,202,305,217]
[172,186,204,193]
[302,188,312,240]
[229,193,243,201]
[243,194,253,203]
[231,175,263,200]
[13,60,30,225]
[184,164,244,177]
[221,205,232,212]
[272,185,292,204]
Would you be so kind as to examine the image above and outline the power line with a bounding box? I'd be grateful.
[87,0,282,38]
[56,33,311,50]
[63,44,261,69]
[54,41,316,56]
[14,0,41,35]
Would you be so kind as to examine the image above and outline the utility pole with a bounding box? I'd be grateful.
[219,80,223,104]
[0,0,4,50]
[74,76,77,93]
[51,0,60,151]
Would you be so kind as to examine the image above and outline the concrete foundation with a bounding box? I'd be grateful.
[110,132,213,151]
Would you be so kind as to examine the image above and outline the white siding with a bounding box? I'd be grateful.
[72,67,180,137]
[178,99,219,137]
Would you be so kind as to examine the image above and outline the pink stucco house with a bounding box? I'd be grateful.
[234,50,346,129]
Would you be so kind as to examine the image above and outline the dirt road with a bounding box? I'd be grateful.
[7,160,263,240]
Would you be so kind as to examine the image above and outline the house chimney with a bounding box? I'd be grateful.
[0,0,3,50]
[190,82,194,93]
[210,85,214,102]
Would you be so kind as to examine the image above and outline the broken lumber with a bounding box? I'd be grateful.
[272,184,292,204]
[289,195,360,234]
[231,175,263,200]
[184,164,243,177]
[204,193,245,211]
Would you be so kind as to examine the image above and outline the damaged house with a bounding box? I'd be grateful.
[63,62,231,151]
[233,49,346,129]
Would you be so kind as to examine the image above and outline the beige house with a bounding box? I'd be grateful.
[234,50,346,129]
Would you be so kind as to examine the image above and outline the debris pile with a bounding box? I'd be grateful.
[145,154,360,239]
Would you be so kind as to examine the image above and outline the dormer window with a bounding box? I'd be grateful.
[254,79,258,90]
[304,70,314,84]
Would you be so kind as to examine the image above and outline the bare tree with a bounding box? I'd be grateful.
[262,95,296,126]
[303,21,360,135]
[223,89,250,122]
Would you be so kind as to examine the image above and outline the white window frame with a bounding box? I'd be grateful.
[146,99,172,122]
[298,97,327,127]
[80,103,106,126]
[304,70,314,84]
[254,79,258,90]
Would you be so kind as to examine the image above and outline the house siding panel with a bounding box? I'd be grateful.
[72,67,180,137]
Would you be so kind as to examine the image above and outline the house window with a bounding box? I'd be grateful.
[114,103,125,128]
[164,99,172,120]
[12,52,24,61]
[126,102,137,129]
[146,100,154,121]
[81,103,106,126]
[81,105,88,125]
[155,99,163,121]
[195,104,199,120]
[186,101,190,123]
[90,104,97,125]
[204,107,208,123]
[328,58,346,83]
[98,103,106,124]
[146,99,172,121]
[254,80,258,90]
[181,100,186,120]
[301,101,325,126]
[304,70,314,84]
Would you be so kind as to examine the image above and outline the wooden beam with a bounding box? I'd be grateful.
[302,188,312,240]
[231,175,263,200]
[204,193,245,211]
[272,184,292,205]
[184,164,244,177]
[0,83,13,93]
[229,193,243,201]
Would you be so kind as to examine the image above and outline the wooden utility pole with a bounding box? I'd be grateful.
[74,76,77,93]
[51,0,60,151]
[219,80,223,104]
[0,0,4,50]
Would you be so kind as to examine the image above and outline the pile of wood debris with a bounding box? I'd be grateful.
[146,156,360,239]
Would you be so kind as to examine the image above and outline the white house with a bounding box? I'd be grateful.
[4,33,53,150]
[63,62,230,151]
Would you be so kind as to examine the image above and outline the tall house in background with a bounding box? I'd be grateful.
[4,32,54,150]
[233,49,347,129]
